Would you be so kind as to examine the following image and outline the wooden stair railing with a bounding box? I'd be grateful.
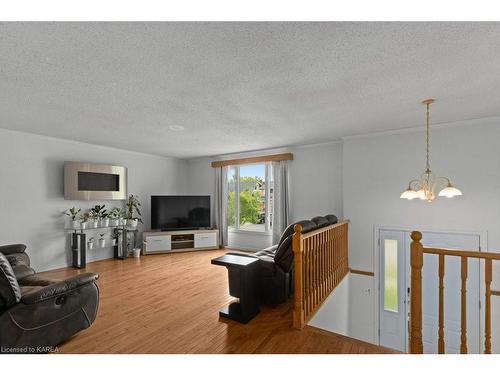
[292,220,349,329]
[410,231,500,354]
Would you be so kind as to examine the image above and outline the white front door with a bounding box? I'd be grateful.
[379,230,407,351]
[419,232,481,354]
[378,229,482,353]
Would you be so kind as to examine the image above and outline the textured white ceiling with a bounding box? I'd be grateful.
[1,22,500,158]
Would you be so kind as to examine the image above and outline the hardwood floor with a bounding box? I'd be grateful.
[40,250,396,354]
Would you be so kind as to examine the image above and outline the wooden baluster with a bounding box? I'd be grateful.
[460,256,468,354]
[438,254,445,354]
[321,233,325,299]
[306,238,314,315]
[485,259,492,354]
[410,231,424,354]
[327,229,333,290]
[304,243,309,316]
[292,224,304,329]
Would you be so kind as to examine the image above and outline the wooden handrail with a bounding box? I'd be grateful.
[423,247,500,260]
[292,220,349,329]
[410,230,499,354]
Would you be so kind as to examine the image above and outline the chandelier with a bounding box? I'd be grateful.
[400,99,462,202]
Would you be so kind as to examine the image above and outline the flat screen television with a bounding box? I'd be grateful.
[151,195,211,231]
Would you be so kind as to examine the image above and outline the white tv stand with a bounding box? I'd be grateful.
[142,229,219,255]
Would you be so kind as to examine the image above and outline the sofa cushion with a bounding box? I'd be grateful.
[12,265,35,281]
[278,223,295,247]
[273,235,294,273]
[311,216,329,228]
[325,214,338,225]
[0,252,22,309]
[258,258,277,277]
[0,244,27,255]
[18,274,56,287]
[297,219,317,234]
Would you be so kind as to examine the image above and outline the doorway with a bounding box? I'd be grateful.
[378,229,482,353]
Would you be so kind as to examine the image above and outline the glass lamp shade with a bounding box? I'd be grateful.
[416,189,426,200]
[438,185,463,198]
[400,189,418,200]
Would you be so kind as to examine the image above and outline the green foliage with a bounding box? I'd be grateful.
[227,176,264,227]
[124,194,143,223]
[90,205,107,220]
[79,212,89,223]
[108,207,123,220]
[239,190,261,225]
[64,207,81,220]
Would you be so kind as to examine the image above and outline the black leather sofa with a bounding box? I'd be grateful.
[227,214,338,305]
[0,244,99,351]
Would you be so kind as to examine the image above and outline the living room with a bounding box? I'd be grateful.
[2,1,500,373]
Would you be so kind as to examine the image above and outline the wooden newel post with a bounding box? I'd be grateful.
[292,223,304,329]
[484,259,492,354]
[410,231,424,354]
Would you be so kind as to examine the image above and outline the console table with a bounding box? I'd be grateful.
[211,254,260,323]
[66,225,138,268]
[143,229,219,255]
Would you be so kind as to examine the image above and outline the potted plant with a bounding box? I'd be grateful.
[124,194,142,227]
[79,212,89,229]
[91,205,108,227]
[87,211,98,228]
[64,207,81,228]
[108,207,122,226]
[98,233,106,248]
[87,237,94,250]
[111,232,119,246]
[100,212,109,227]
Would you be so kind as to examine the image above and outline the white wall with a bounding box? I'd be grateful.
[186,142,344,250]
[308,274,350,335]
[289,142,343,222]
[0,128,187,271]
[343,118,500,350]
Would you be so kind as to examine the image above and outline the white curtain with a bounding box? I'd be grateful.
[214,166,228,247]
[272,160,291,244]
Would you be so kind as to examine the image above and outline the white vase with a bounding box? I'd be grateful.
[100,218,109,227]
[80,221,88,229]
[111,238,117,246]
[99,238,106,248]
[72,220,80,229]
[127,219,138,227]
[132,248,141,258]
[92,220,98,228]
[88,242,94,250]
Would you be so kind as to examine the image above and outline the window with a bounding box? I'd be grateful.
[227,163,273,232]
[384,239,399,312]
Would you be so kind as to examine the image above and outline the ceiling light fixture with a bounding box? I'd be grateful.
[400,99,462,202]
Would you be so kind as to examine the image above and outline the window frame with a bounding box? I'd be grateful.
[228,162,273,235]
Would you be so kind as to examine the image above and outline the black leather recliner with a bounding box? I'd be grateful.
[228,214,338,305]
[0,244,99,351]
